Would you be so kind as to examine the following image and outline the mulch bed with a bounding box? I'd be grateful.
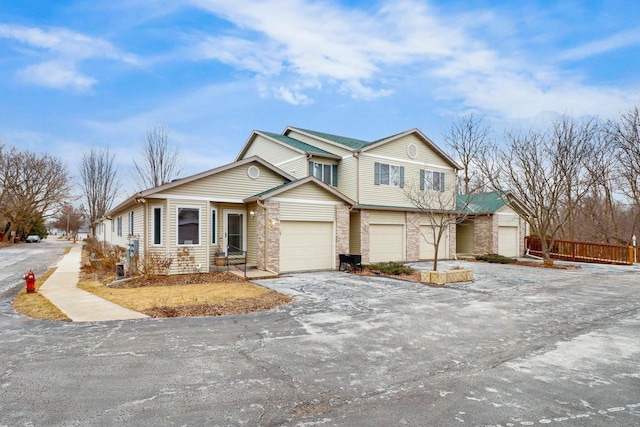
[144,291,292,318]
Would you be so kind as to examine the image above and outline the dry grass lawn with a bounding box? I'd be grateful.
[79,268,291,318]
[13,268,72,322]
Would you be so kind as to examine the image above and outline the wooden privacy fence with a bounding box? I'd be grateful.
[525,236,639,265]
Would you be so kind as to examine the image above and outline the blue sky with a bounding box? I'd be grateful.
[1,0,639,187]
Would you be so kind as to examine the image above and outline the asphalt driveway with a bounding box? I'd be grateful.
[1,256,639,426]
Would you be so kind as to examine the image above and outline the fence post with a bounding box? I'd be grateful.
[630,246,635,265]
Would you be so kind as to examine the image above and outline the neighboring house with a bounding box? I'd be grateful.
[456,191,531,257]
[99,127,462,274]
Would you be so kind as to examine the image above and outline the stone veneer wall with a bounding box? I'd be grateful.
[406,212,420,262]
[473,216,493,254]
[519,216,527,256]
[336,206,350,263]
[360,210,370,264]
[264,201,280,274]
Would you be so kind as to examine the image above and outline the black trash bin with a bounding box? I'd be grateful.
[116,263,125,280]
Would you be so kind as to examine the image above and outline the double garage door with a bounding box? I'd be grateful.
[279,221,334,272]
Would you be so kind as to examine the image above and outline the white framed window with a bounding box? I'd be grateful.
[177,207,200,245]
[211,208,217,245]
[117,216,122,237]
[309,161,338,186]
[421,170,446,192]
[129,211,134,235]
[374,162,404,187]
[152,206,163,245]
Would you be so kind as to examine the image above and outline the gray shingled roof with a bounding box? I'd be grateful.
[290,127,372,149]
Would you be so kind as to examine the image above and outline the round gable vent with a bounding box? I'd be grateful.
[247,165,260,179]
[407,143,418,159]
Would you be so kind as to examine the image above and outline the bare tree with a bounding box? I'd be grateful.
[403,176,471,271]
[608,106,640,211]
[79,146,120,236]
[484,116,599,264]
[0,146,71,241]
[51,204,86,242]
[133,126,183,190]
[442,113,493,194]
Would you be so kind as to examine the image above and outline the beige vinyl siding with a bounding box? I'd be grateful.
[165,162,287,200]
[497,206,521,226]
[285,130,352,156]
[246,202,258,267]
[242,135,301,165]
[167,199,208,275]
[131,205,145,254]
[349,211,361,254]
[369,210,406,224]
[369,134,452,168]
[280,203,336,221]
[456,221,474,254]
[278,157,307,179]
[338,156,358,202]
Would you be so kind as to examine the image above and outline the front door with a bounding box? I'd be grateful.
[224,211,245,254]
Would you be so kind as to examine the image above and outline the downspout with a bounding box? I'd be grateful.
[135,197,147,267]
[354,150,361,204]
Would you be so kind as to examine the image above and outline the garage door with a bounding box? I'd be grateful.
[280,221,333,272]
[498,226,518,257]
[370,224,404,263]
[420,225,448,260]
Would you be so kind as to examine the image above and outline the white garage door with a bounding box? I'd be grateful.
[280,221,333,272]
[498,226,518,257]
[420,225,447,260]
[370,224,404,263]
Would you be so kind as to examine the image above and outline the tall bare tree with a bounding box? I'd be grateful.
[79,146,120,236]
[608,107,640,211]
[483,116,599,264]
[133,126,183,190]
[51,204,86,241]
[442,113,492,194]
[0,146,71,241]
[403,174,471,271]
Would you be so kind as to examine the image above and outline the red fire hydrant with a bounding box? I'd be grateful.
[24,270,36,293]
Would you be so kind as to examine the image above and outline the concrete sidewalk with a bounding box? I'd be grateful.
[39,246,148,322]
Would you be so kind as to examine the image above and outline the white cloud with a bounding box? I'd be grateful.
[560,29,640,61]
[18,60,96,91]
[0,24,138,91]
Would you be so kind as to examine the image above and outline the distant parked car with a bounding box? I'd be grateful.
[26,235,41,243]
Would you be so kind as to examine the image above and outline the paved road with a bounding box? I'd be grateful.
[0,249,639,426]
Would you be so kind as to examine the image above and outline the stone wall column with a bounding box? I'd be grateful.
[474,216,492,254]
[406,212,420,262]
[360,210,370,264]
[336,206,350,266]
[265,201,280,274]
[491,214,499,254]
[256,204,266,270]
[448,219,457,259]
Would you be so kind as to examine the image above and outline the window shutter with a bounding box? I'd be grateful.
[420,170,425,190]
[399,166,405,188]
[309,161,314,177]
[374,162,380,185]
[440,172,445,192]
[332,164,338,186]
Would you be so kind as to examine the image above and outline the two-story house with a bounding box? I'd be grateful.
[96,127,461,275]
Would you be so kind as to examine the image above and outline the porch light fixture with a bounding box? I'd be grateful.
[249,210,255,218]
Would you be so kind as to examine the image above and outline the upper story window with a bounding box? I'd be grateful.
[178,207,200,245]
[421,170,446,192]
[374,162,404,188]
[309,161,338,186]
